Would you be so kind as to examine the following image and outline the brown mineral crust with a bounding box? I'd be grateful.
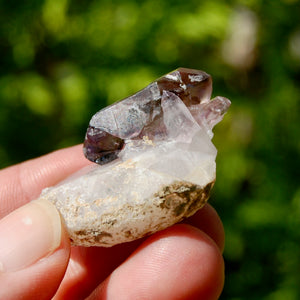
[69,180,215,246]
[156,180,215,218]
[124,230,133,238]
[73,230,112,245]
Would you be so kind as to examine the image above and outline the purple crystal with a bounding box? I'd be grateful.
[83,68,230,164]
[84,128,124,164]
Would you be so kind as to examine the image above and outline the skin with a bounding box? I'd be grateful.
[0,145,225,300]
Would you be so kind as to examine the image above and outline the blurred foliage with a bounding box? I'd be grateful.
[0,0,300,298]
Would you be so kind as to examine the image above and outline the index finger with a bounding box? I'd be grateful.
[0,145,91,218]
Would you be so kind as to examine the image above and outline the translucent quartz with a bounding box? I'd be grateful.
[83,68,230,164]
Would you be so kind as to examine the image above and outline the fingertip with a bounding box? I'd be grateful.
[89,224,224,300]
[146,224,225,300]
[0,200,71,299]
[0,245,71,300]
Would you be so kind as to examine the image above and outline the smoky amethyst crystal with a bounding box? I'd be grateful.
[83,68,230,165]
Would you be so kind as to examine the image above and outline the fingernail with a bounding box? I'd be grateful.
[0,200,62,272]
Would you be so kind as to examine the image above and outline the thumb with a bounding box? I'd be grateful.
[0,200,70,300]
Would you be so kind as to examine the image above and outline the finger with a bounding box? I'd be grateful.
[88,224,224,300]
[0,200,70,300]
[53,239,144,299]
[0,145,90,217]
[53,204,224,299]
[185,203,225,252]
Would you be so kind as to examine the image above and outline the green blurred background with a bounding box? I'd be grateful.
[1,0,299,298]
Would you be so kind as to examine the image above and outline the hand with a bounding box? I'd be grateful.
[0,145,225,300]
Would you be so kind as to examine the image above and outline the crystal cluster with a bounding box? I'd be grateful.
[39,68,230,247]
[83,68,229,165]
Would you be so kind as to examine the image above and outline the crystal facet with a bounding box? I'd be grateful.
[39,68,230,247]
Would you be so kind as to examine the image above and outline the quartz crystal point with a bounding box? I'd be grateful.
[39,68,231,247]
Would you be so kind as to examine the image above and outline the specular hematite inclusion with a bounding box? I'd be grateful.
[83,68,231,165]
